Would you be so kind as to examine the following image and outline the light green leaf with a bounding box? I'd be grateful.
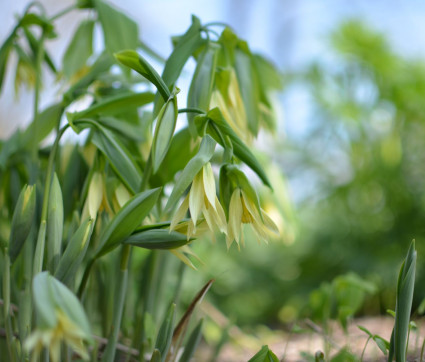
[68,91,154,121]
[234,49,260,135]
[63,20,95,79]
[153,15,205,115]
[187,42,219,134]
[95,0,138,54]
[54,218,93,285]
[95,188,161,257]
[91,125,142,193]
[46,173,64,273]
[152,93,178,173]
[9,184,36,263]
[115,50,170,101]
[23,103,63,146]
[165,135,216,212]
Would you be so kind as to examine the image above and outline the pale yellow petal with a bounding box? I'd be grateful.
[170,194,189,231]
[189,172,204,225]
[261,209,280,234]
[115,183,131,208]
[170,249,197,270]
[227,189,243,247]
[202,163,217,211]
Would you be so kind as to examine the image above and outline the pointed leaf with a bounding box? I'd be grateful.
[95,188,161,257]
[165,135,216,212]
[124,229,192,250]
[155,303,176,362]
[63,20,95,79]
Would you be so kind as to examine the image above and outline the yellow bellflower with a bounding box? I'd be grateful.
[25,310,90,362]
[170,163,227,239]
[227,188,279,248]
[209,70,252,143]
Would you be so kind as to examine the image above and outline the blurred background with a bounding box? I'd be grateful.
[3,0,425,343]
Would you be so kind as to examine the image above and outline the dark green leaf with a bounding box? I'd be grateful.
[95,188,161,257]
[178,319,203,362]
[155,303,176,361]
[91,125,142,193]
[124,229,191,250]
[248,345,279,362]
[205,108,271,187]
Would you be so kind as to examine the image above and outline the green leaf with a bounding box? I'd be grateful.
[391,240,417,362]
[248,345,279,362]
[155,303,176,362]
[19,13,55,36]
[187,42,219,134]
[204,108,271,187]
[152,93,178,174]
[63,20,95,79]
[46,173,64,273]
[178,319,203,362]
[94,188,161,257]
[22,27,56,73]
[115,50,170,101]
[63,52,113,104]
[54,218,94,286]
[0,26,17,94]
[159,128,198,184]
[357,325,373,338]
[91,125,142,193]
[150,349,162,362]
[33,272,92,337]
[23,102,63,147]
[95,0,138,54]
[124,229,191,250]
[67,91,154,121]
[373,335,389,355]
[165,135,216,212]
[9,184,36,263]
[153,15,205,115]
[234,49,260,135]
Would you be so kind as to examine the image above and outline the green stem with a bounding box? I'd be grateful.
[3,251,16,362]
[360,336,371,361]
[101,245,131,362]
[33,125,69,275]
[49,4,77,21]
[177,108,205,115]
[32,31,45,162]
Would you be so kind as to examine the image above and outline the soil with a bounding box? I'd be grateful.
[196,317,425,361]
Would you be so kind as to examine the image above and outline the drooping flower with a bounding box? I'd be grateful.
[25,272,92,362]
[226,188,278,248]
[25,310,90,362]
[170,163,227,238]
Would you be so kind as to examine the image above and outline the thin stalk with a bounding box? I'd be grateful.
[77,257,96,299]
[33,125,69,275]
[177,108,205,115]
[49,3,77,21]
[420,337,425,361]
[32,31,45,162]
[101,245,131,362]
[360,336,371,361]
[3,251,16,362]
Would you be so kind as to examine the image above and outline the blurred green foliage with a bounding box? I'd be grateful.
[191,19,425,328]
